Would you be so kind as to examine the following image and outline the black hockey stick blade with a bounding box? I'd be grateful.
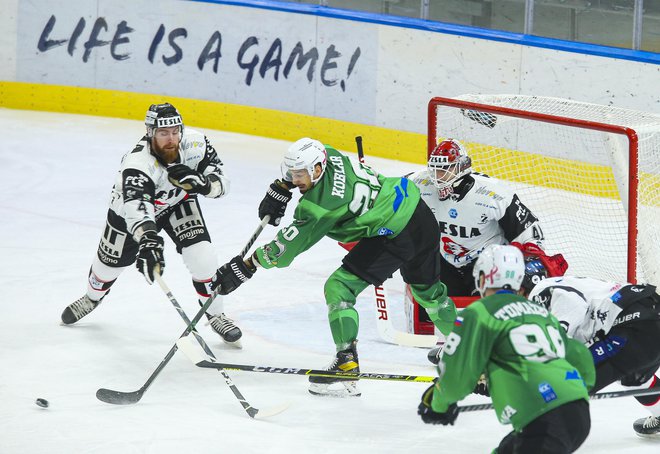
[96,387,144,405]
[460,108,497,128]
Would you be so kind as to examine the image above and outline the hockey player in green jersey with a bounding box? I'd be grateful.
[212,137,456,396]
[418,244,596,453]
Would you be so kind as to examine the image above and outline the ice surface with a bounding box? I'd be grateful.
[0,109,657,453]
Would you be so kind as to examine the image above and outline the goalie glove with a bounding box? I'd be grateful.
[511,242,568,277]
[418,381,459,426]
[258,179,293,226]
[167,164,212,196]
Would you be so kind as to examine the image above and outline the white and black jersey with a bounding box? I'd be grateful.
[109,128,227,239]
[409,171,543,268]
[528,276,657,345]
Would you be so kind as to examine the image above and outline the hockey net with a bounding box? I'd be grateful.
[429,94,660,287]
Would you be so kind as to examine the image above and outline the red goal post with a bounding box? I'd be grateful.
[427,95,660,287]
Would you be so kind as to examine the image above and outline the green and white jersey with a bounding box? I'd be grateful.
[259,146,420,268]
[432,292,595,431]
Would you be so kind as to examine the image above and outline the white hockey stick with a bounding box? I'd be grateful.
[373,284,437,348]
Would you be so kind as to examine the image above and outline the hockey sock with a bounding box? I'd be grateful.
[324,267,370,350]
[636,375,660,417]
[410,282,457,336]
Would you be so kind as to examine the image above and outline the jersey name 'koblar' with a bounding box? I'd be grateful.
[528,276,657,345]
[259,146,419,268]
[410,170,543,267]
[107,129,225,239]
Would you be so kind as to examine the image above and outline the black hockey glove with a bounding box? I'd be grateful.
[136,231,165,285]
[258,179,293,226]
[418,382,459,426]
[473,374,490,397]
[167,164,211,196]
[211,256,255,295]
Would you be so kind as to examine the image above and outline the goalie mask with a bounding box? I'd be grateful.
[145,103,184,138]
[473,245,525,296]
[428,139,471,200]
[281,138,327,185]
[521,258,548,294]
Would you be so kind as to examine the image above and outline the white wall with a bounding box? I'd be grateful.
[4,0,660,132]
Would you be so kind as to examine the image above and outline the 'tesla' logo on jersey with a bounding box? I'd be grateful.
[438,221,481,238]
[448,208,458,219]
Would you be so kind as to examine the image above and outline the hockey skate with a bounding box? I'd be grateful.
[61,295,102,325]
[207,313,243,348]
[309,341,361,397]
[633,415,660,438]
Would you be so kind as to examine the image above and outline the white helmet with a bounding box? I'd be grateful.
[281,138,327,184]
[428,139,471,200]
[473,245,525,296]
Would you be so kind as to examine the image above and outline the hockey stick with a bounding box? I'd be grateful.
[351,137,437,348]
[374,284,438,348]
[153,275,287,419]
[460,108,497,129]
[458,387,660,413]
[95,215,271,407]
[176,334,435,382]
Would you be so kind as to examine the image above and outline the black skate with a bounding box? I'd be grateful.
[207,313,242,348]
[633,415,660,438]
[61,295,102,325]
[309,341,361,397]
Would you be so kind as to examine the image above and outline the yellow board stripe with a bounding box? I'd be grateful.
[0,81,426,164]
[2,81,657,204]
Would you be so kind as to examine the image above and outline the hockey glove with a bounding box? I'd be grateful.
[167,164,211,196]
[473,374,490,396]
[258,179,293,226]
[136,231,165,285]
[211,256,255,295]
[511,242,568,277]
[418,382,459,425]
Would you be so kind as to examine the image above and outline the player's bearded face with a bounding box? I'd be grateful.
[291,169,313,193]
[152,126,181,163]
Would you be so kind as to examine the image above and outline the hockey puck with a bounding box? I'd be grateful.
[35,398,49,408]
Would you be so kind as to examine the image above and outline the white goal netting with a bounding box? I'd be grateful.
[430,94,660,287]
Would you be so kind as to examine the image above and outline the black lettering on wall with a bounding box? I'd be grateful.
[82,17,110,63]
[283,42,318,82]
[237,36,259,86]
[37,15,67,51]
[320,44,340,87]
[259,38,282,81]
[110,20,133,60]
[163,28,187,66]
[148,24,166,63]
[68,18,86,56]
[198,31,222,72]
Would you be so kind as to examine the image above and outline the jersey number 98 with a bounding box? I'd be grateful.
[509,324,565,363]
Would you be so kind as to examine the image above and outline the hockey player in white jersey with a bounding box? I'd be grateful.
[61,103,242,345]
[410,139,549,296]
[523,261,660,438]
[410,139,566,363]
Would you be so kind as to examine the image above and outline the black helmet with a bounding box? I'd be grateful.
[145,103,183,137]
[521,258,548,294]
